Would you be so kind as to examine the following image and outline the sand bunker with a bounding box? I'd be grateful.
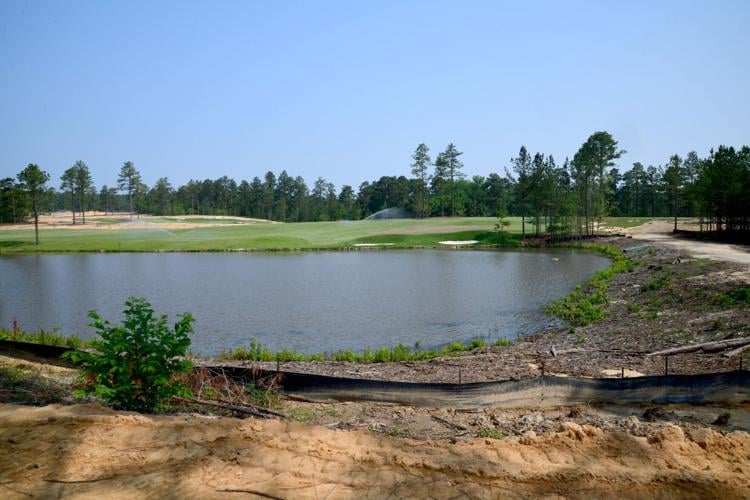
[439,240,479,246]
[0,403,748,498]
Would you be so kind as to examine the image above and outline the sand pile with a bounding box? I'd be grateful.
[0,403,748,498]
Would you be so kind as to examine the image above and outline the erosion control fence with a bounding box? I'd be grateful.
[1,339,748,410]
[205,365,750,410]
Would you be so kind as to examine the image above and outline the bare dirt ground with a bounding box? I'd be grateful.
[1,403,748,499]
[628,219,750,265]
[0,212,275,230]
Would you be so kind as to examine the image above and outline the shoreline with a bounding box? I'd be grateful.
[4,235,748,382]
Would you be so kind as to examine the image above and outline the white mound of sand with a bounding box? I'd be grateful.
[438,240,479,246]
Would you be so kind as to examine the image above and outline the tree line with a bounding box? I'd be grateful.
[2,132,749,243]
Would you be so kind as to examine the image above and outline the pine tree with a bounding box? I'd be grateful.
[410,144,431,218]
[17,164,50,245]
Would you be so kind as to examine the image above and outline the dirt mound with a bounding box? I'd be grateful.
[1,404,748,499]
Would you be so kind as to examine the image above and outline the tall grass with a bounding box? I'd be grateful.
[0,327,91,349]
[220,337,512,363]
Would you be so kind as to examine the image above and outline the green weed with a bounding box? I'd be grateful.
[478,428,506,439]
[718,287,750,307]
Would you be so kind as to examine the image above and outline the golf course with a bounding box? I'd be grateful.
[0,213,670,253]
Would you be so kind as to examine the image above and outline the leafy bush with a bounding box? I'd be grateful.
[63,297,194,413]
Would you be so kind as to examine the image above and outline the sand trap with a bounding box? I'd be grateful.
[352,243,395,247]
[1,403,748,498]
[439,240,479,246]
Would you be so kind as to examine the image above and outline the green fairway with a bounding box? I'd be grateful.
[0,216,662,253]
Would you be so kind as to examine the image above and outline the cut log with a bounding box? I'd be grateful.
[647,337,750,357]
[723,343,750,358]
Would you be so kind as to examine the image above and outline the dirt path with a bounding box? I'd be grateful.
[0,403,748,499]
[629,220,750,265]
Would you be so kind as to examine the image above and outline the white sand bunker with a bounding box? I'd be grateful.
[353,243,395,247]
[438,240,479,246]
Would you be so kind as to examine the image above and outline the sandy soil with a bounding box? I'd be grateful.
[0,212,275,230]
[628,220,750,265]
[0,403,748,499]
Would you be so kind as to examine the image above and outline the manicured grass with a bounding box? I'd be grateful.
[0,217,508,253]
[0,216,661,253]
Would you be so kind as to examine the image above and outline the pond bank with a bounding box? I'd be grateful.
[208,236,750,382]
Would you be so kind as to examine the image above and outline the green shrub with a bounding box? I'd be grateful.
[718,287,750,307]
[63,297,194,413]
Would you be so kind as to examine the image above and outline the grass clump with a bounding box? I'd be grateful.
[718,287,750,307]
[220,336,504,364]
[0,327,91,349]
[640,272,672,292]
[478,428,506,439]
[546,244,634,326]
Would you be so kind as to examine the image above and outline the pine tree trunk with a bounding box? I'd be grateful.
[33,196,39,245]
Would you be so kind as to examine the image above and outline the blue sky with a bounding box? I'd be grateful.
[1,1,748,189]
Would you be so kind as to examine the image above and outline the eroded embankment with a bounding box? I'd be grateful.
[0,403,749,499]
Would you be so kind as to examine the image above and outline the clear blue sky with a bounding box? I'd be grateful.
[1,0,748,190]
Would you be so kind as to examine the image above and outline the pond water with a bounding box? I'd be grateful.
[0,250,609,355]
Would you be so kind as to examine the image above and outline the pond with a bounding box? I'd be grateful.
[0,250,610,355]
